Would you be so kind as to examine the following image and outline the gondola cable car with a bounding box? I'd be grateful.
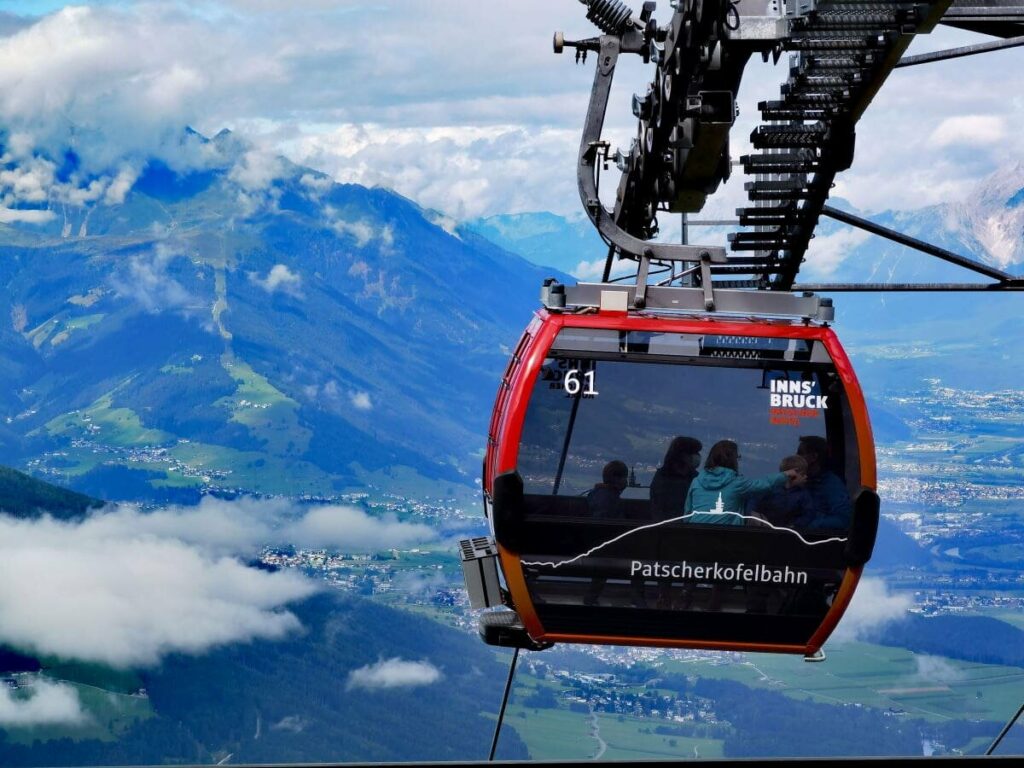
[462,280,880,659]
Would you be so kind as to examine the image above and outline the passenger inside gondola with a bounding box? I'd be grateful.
[586,460,629,518]
[583,460,646,607]
[754,454,813,527]
[650,436,702,521]
[649,436,702,608]
[684,440,799,525]
[796,435,852,530]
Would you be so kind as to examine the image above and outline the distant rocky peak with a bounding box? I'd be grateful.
[944,163,1024,270]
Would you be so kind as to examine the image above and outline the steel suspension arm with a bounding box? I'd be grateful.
[821,204,1016,282]
[576,35,727,269]
[896,34,1024,67]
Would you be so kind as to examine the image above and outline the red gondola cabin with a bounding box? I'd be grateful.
[479,293,879,658]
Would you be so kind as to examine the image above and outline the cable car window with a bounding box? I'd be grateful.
[510,329,858,640]
[518,332,850,533]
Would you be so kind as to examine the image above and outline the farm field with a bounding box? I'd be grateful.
[3,673,152,746]
[662,642,1024,724]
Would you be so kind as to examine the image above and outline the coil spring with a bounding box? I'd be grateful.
[584,0,634,35]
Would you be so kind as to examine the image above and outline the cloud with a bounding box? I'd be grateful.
[0,496,434,669]
[0,206,54,224]
[0,679,88,727]
[271,714,309,733]
[104,164,139,205]
[573,257,606,281]
[0,508,318,667]
[392,569,446,597]
[283,506,435,551]
[110,243,193,313]
[929,116,1008,148]
[292,124,579,219]
[0,4,1012,229]
[831,577,912,643]
[85,495,290,559]
[328,212,396,252]
[802,227,871,279]
[914,655,966,685]
[89,496,435,558]
[251,263,303,297]
[571,255,644,281]
[0,2,592,218]
[345,657,442,692]
[229,149,286,192]
[332,218,377,248]
[350,391,372,411]
[299,172,333,196]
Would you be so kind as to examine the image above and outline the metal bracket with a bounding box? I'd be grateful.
[700,252,717,310]
[575,35,728,266]
[635,251,652,309]
[542,279,833,323]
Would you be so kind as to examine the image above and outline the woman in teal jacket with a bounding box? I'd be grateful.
[684,440,798,525]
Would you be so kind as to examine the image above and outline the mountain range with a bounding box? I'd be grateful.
[465,211,606,279]
[2,130,1022,502]
[0,130,563,501]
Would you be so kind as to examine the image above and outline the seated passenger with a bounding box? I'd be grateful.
[650,436,702,609]
[584,460,645,608]
[684,440,799,525]
[650,436,703,521]
[755,455,813,527]
[796,435,852,530]
[586,460,629,518]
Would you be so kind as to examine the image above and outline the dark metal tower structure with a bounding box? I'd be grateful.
[556,0,1024,301]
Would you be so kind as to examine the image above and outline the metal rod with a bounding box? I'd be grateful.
[488,647,520,762]
[793,282,1024,292]
[552,386,583,496]
[601,243,616,283]
[896,35,1024,67]
[821,205,1016,281]
[944,7,1024,18]
[986,702,1024,755]
[688,219,742,226]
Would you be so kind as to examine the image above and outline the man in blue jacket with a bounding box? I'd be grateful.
[796,435,852,530]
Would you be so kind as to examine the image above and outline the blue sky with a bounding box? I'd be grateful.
[0,0,86,13]
[0,2,1021,223]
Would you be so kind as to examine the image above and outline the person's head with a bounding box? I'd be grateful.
[602,460,629,491]
[705,440,739,472]
[780,455,808,487]
[663,435,703,473]
[797,435,830,476]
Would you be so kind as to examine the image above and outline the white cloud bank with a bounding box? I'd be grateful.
[0,679,88,728]
[802,227,871,279]
[110,244,193,313]
[914,655,966,685]
[350,391,373,411]
[0,511,316,668]
[929,115,1008,149]
[1,4,1016,223]
[345,657,442,692]
[285,506,433,551]
[0,497,435,668]
[831,577,912,643]
[252,263,303,296]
